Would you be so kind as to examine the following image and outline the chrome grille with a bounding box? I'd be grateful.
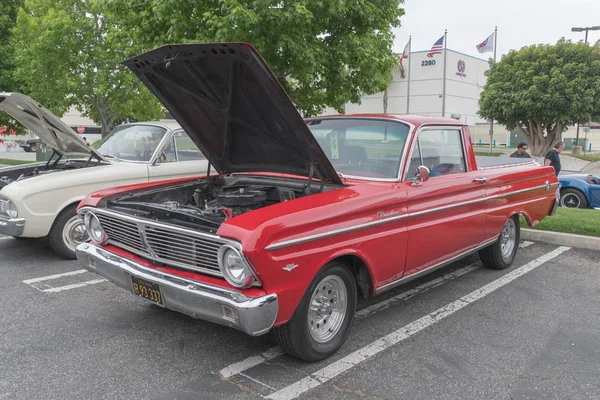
[96,214,145,252]
[144,226,221,274]
[94,211,224,278]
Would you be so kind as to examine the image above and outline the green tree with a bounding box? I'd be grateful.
[101,0,405,116]
[479,39,600,156]
[0,0,26,136]
[11,0,165,137]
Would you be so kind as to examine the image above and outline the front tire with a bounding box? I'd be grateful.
[48,205,89,259]
[479,215,520,270]
[560,188,588,209]
[274,262,357,362]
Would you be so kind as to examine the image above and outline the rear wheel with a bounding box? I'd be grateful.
[29,143,36,152]
[274,262,357,362]
[479,215,520,270]
[48,205,89,259]
[560,188,588,209]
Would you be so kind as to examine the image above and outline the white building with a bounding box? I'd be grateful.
[324,48,600,151]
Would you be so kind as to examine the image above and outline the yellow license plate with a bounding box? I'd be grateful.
[131,276,164,306]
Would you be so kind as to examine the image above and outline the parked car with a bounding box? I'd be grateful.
[558,174,600,209]
[0,92,208,258]
[75,43,559,362]
[20,137,43,152]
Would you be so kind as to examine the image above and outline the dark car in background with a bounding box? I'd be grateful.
[20,137,42,152]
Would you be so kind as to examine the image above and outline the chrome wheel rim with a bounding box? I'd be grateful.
[308,275,347,344]
[62,215,89,252]
[500,218,516,260]
[560,193,580,208]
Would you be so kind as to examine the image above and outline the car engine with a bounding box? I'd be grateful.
[106,175,318,234]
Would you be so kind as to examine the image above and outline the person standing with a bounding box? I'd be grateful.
[510,142,532,158]
[545,141,564,176]
[545,141,564,200]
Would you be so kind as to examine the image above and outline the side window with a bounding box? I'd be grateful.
[174,131,205,161]
[404,129,466,180]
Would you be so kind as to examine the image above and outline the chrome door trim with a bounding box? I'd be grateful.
[265,183,551,251]
[374,237,497,295]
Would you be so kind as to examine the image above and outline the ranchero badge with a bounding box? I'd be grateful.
[378,210,400,219]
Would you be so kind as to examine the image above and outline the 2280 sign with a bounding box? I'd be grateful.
[421,60,436,66]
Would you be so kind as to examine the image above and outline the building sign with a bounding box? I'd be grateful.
[421,60,437,67]
[456,60,466,77]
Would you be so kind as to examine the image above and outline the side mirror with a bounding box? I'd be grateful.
[411,166,430,187]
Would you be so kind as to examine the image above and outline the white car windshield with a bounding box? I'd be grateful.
[96,124,167,162]
[306,118,410,180]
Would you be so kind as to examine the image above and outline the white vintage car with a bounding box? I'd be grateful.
[0,92,209,258]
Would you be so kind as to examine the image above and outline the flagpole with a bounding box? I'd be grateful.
[489,26,497,154]
[406,36,412,114]
[442,29,448,117]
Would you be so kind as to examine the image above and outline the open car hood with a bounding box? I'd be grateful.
[0,92,106,161]
[122,43,342,185]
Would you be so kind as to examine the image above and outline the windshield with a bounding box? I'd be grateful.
[96,124,168,162]
[306,118,410,180]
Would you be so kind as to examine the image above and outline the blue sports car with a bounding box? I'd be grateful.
[558,174,600,209]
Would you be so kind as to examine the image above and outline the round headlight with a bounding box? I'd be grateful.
[218,246,255,288]
[84,212,107,245]
[6,201,18,219]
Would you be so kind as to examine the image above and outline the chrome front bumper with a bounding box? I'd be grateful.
[76,243,278,336]
[0,217,25,236]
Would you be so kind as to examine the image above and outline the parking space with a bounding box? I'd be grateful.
[1,236,599,399]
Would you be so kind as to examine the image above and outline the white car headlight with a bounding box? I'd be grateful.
[84,212,107,245]
[218,245,257,289]
[6,201,18,218]
[0,196,18,218]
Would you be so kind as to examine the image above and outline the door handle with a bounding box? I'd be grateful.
[473,177,487,184]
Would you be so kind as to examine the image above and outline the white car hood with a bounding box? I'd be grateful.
[0,92,106,161]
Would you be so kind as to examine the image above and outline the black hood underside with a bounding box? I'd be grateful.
[123,43,342,185]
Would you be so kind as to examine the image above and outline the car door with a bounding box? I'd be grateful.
[147,130,209,181]
[402,126,489,277]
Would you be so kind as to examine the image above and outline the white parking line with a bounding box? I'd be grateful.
[221,241,538,379]
[356,263,480,319]
[0,236,12,241]
[265,246,570,400]
[22,269,87,285]
[23,269,107,293]
[42,279,108,293]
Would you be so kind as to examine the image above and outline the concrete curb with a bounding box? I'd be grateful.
[521,228,600,251]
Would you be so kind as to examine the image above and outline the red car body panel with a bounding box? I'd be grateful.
[79,115,558,327]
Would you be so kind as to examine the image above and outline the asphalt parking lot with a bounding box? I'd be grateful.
[1,235,599,400]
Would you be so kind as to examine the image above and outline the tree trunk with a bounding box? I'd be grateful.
[95,98,117,138]
[517,120,563,157]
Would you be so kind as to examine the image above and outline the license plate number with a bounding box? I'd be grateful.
[131,276,164,306]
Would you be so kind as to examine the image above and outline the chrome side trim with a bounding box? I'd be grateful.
[266,183,550,251]
[375,237,497,295]
[265,213,411,251]
[477,160,538,170]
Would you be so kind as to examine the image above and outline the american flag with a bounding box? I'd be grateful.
[427,36,445,58]
[399,40,410,69]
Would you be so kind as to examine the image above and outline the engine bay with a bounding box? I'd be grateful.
[107,175,337,234]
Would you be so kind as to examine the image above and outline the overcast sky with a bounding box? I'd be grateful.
[392,0,600,60]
